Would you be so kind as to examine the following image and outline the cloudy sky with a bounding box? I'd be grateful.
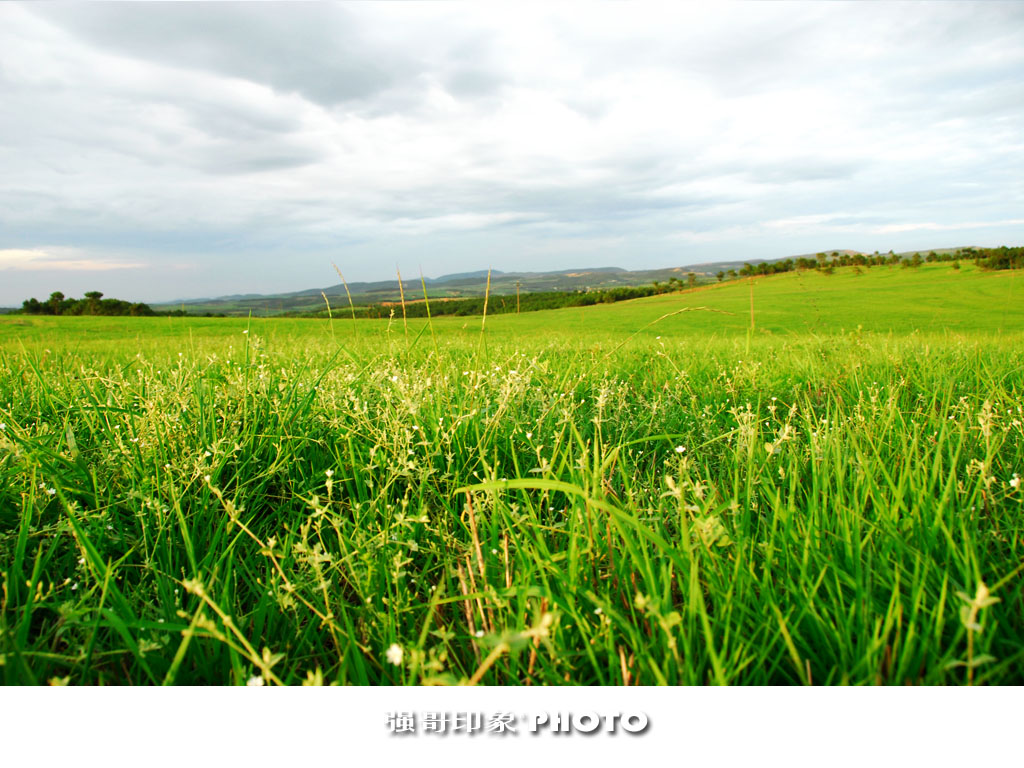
[1,2,1022,304]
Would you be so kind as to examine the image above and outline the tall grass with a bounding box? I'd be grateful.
[0,316,1021,685]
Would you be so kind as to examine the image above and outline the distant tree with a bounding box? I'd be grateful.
[687,272,697,289]
[84,291,103,315]
[48,291,65,315]
[727,269,737,278]
[716,271,725,282]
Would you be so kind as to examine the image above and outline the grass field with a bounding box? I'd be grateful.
[1,262,1022,685]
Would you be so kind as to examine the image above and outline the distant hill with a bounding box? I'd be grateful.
[156,260,763,316]
[152,247,971,317]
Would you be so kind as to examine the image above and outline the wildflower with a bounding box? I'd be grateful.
[246,676,264,686]
[325,469,334,478]
[0,423,5,430]
[242,330,249,335]
[675,445,686,454]
[386,643,403,666]
[474,630,484,638]
[525,432,533,439]
[1011,475,1021,490]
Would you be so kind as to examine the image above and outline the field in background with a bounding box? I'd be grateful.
[1,262,1022,685]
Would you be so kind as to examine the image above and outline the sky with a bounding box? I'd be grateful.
[1,2,1022,305]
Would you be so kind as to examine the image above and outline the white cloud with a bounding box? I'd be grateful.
[0,248,145,272]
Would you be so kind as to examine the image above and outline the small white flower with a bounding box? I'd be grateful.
[390,375,399,382]
[385,643,403,666]
[675,445,686,454]
[71,583,79,591]
[1011,475,1021,490]
[246,676,264,686]
[0,422,6,430]
[242,330,249,335]
[474,630,484,638]
[204,451,211,458]
[46,487,56,496]
[525,432,533,439]
[325,469,334,478]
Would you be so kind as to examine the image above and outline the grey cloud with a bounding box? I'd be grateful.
[445,67,506,100]
[178,93,306,139]
[28,3,417,108]
[191,146,324,176]
[744,161,862,185]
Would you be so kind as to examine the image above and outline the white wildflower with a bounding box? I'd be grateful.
[385,643,403,666]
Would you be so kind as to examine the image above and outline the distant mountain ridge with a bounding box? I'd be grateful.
[154,247,967,316]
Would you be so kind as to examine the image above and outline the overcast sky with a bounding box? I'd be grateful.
[1,2,1022,304]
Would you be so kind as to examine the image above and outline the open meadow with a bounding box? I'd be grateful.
[1,262,1022,685]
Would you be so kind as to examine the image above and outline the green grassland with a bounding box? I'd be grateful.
[1,262,1022,685]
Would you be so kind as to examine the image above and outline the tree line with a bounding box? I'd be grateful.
[714,246,1022,281]
[19,291,155,316]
